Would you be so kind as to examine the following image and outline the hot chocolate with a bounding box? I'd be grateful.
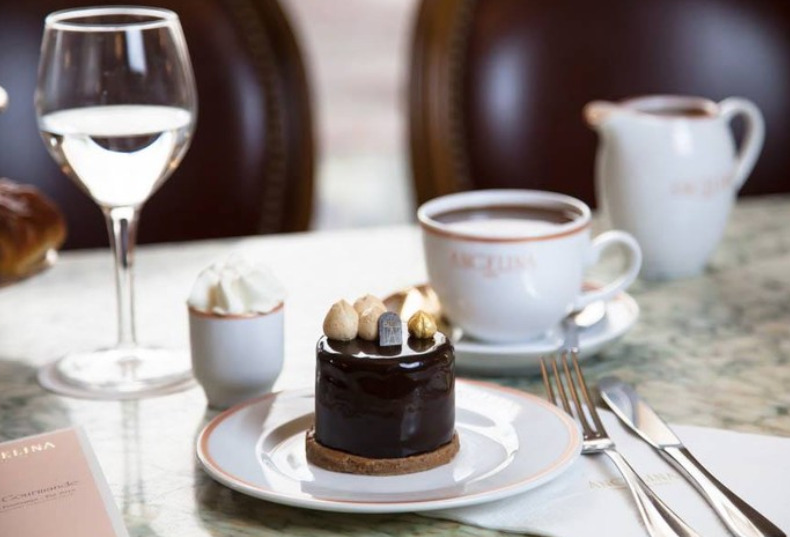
[643,107,713,118]
[433,204,579,238]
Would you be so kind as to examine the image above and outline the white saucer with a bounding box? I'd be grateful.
[455,291,639,375]
[196,379,582,513]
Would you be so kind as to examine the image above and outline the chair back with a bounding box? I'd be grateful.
[410,0,790,206]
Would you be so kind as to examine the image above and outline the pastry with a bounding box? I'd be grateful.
[0,179,66,278]
[306,299,458,475]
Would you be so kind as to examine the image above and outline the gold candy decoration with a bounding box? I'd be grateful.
[407,310,437,339]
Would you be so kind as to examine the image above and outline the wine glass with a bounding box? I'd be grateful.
[35,7,197,398]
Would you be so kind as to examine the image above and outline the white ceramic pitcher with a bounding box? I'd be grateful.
[585,95,764,280]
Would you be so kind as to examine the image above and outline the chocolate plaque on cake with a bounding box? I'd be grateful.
[377,311,402,346]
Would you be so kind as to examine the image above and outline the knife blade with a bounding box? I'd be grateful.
[599,376,785,537]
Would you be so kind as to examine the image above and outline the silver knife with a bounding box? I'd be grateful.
[599,376,785,537]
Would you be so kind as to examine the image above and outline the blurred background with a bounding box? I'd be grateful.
[281,0,790,230]
[2,0,789,248]
[283,0,419,230]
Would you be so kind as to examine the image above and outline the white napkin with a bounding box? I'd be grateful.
[423,411,790,536]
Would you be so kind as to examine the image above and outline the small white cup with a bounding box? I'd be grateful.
[418,190,642,343]
[188,303,284,409]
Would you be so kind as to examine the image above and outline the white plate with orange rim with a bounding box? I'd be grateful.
[196,379,582,513]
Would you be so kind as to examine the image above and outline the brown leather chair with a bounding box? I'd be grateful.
[0,0,313,249]
[410,0,790,207]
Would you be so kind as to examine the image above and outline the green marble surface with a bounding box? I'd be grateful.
[1,195,789,536]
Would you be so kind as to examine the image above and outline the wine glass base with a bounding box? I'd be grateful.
[38,346,196,400]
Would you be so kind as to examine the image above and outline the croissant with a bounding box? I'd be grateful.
[0,179,66,278]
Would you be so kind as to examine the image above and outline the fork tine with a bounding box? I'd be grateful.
[540,356,571,415]
[560,352,594,436]
[569,352,607,434]
[549,356,573,416]
[539,358,555,404]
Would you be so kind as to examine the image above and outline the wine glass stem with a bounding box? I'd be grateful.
[104,206,140,349]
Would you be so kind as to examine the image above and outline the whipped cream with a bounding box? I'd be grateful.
[188,254,285,315]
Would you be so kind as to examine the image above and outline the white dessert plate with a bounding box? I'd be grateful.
[196,379,582,513]
[454,291,639,375]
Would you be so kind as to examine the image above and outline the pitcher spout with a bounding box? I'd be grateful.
[583,100,622,129]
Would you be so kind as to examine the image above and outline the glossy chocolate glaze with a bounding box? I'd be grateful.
[314,331,455,459]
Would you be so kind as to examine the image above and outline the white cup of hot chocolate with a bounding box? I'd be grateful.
[418,190,642,343]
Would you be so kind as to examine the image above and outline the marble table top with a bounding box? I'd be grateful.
[1,194,790,536]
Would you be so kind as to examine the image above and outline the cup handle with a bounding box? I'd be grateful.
[719,97,765,191]
[574,231,642,311]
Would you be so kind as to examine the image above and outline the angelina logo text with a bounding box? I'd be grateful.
[588,471,679,490]
[450,250,536,278]
[671,175,731,199]
[0,441,56,462]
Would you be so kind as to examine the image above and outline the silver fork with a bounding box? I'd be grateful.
[541,352,702,537]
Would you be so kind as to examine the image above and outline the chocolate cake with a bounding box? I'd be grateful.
[306,300,458,475]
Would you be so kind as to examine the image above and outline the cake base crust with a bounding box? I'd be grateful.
[305,429,460,476]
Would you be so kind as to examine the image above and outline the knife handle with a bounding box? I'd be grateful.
[603,449,702,537]
[662,446,785,537]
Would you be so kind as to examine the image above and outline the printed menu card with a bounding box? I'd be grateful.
[0,428,129,537]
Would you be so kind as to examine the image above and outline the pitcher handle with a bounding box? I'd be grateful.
[719,98,764,191]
